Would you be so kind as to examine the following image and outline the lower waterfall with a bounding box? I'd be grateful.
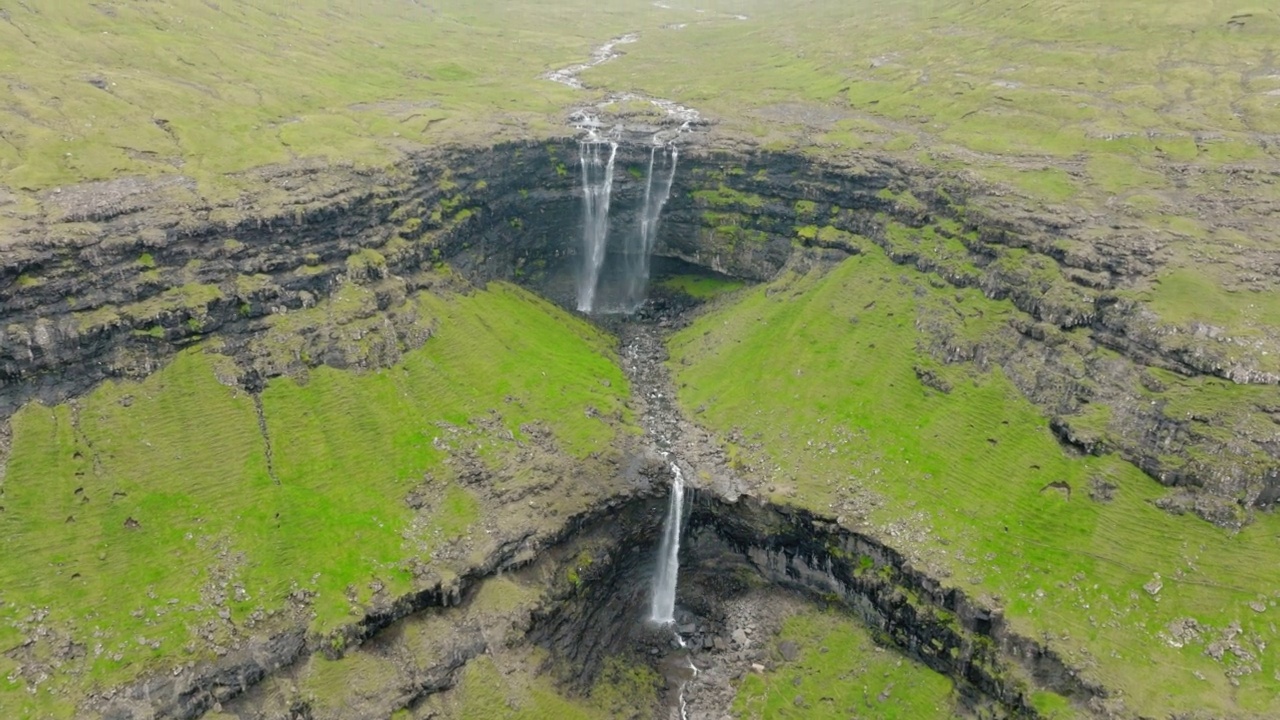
[649,462,686,624]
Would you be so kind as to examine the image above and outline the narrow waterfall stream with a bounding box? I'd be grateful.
[650,462,694,720]
[649,462,686,624]
[621,144,679,312]
[576,140,617,313]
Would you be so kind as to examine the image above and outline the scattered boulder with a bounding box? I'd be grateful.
[1088,476,1116,503]
[912,365,953,394]
[1143,573,1163,597]
[778,640,799,662]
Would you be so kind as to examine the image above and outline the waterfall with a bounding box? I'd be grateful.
[576,140,618,313]
[650,462,686,624]
[621,144,679,313]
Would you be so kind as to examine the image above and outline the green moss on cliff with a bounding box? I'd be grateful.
[657,274,745,300]
[426,654,656,720]
[692,184,766,209]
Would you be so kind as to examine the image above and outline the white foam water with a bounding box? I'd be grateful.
[619,143,678,312]
[576,140,617,312]
[649,463,685,624]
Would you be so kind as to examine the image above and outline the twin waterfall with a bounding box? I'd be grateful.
[576,142,679,314]
[649,463,686,625]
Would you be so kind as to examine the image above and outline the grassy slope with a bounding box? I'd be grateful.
[733,611,958,720]
[0,281,629,718]
[671,251,1280,718]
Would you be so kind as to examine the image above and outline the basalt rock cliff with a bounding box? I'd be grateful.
[3,140,1276,523]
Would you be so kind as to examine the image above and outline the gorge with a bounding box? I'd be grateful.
[3,2,1280,719]
[4,129,1279,719]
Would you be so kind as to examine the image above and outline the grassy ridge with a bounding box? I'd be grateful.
[0,280,629,718]
[669,251,1280,718]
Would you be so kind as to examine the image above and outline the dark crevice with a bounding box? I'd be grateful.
[251,392,279,486]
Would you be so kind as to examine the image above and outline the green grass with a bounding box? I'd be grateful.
[8,0,1271,200]
[1145,268,1280,333]
[980,167,1080,202]
[657,274,745,299]
[0,1,650,193]
[590,1,1278,162]
[0,280,630,718]
[1031,689,1080,720]
[424,654,657,720]
[669,250,1280,718]
[733,610,957,720]
[692,184,766,209]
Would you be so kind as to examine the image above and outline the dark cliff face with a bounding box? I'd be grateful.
[524,491,1097,719]
[0,142,582,415]
[1,140,1276,514]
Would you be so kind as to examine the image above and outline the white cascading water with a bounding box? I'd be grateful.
[650,463,685,624]
[621,144,679,312]
[577,141,618,313]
